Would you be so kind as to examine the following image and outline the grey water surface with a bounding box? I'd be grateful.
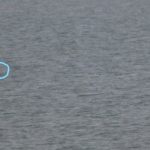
[0,0,150,149]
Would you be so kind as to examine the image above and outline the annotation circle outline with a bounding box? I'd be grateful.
[0,62,10,80]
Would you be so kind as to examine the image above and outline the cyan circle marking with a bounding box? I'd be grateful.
[0,62,10,80]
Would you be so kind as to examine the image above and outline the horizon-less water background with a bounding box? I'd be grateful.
[0,0,150,149]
